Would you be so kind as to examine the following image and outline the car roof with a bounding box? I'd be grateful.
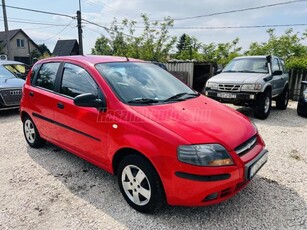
[37,55,144,65]
[0,60,26,65]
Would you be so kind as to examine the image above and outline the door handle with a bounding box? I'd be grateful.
[29,92,34,97]
[57,102,64,109]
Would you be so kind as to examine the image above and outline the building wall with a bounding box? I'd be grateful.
[9,32,40,64]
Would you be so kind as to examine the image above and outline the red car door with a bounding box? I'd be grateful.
[26,62,61,141]
[52,63,110,165]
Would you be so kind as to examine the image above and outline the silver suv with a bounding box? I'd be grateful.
[205,55,289,119]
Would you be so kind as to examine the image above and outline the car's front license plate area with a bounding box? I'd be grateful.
[245,150,268,180]
[217,92,236,99]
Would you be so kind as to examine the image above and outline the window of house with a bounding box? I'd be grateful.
[16,39,25,48]
[60,63,98,98]
[34,62,60,91]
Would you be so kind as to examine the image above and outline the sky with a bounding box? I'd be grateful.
[1,0,307,55]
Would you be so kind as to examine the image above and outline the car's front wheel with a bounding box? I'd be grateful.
[254,89,272,119]
[23,116,46,148]
[117,154,164,213]
[276,86,289,110]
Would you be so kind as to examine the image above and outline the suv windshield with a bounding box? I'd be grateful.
[96,62,198,104]
[223,58,269,74]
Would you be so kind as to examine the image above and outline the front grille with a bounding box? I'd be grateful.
[0,89,22,106]
[235,135,257,157]
[218,84,241,91]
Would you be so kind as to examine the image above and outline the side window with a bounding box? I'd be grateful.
[34,62,60,90]
[280,59,287,73]
[30,64,40,84]
[272,58,280,72]
[60,63,98,98]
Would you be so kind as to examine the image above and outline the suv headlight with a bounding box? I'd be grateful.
[178,144,234,166]
[303,92,307,100]
[241,84,262,91]
[206,82,218,90]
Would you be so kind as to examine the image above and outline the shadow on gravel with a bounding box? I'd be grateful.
[27,144,306,230]
[0,109,19,117]
[233,103,306,128]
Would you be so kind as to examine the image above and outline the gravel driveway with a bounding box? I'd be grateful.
[0,101,306,230]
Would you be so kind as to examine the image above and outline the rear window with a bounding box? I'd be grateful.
[34,62,60,91]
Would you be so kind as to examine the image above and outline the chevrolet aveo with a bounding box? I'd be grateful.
[20,55,268,213]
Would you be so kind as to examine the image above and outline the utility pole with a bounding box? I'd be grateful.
[1,0,11,59]
[77,10,83,55]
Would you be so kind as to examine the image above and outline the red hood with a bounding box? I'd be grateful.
[130,96,256,150]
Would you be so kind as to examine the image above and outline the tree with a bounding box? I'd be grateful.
[202,38,242,65]
[37,43,51,56]
[91,14,177,62]
[175,34,202,60]
[91,35,113,55]
[245,28,307,60]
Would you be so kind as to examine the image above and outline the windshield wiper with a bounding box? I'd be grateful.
[164,92,199,102]
[128,98,160,104]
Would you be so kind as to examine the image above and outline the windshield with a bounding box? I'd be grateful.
[0,66,17,79]
[96,62,198,105]
[4,64,27,76]
[223,58,269,74]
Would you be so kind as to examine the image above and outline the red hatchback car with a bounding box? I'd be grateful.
[20,55,268,213]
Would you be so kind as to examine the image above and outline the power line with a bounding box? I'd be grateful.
[82,18,135,38]
[0,4,75,19]
[138,23,307,30]
[38,20,75,42]
[0,18,67,26]
[149,0,307,22]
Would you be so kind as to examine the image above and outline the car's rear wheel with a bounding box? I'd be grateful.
[117,154,164,213]
[254,89,271,119]
[23,116,46,148]
[276,86,289,110]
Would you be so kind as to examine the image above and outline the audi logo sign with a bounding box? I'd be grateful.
[10,90,22,95]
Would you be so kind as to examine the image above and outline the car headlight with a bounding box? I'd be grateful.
[206,82,218,90]
[178,144,234,166]
[303,92,307,100]
[241,84,262,91]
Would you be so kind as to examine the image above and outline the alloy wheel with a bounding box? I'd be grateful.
[24,119,36,144]
[121,165,151,206]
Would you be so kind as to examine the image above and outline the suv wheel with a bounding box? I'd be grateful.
[276,86,289,110]
[117,155,164,213]
[254,89,272,119]
[23,116,46,148]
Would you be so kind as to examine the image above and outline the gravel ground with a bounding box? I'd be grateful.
[0,101,306,230]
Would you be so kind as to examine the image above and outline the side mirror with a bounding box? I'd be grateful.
[273,70,282,76]
[215,68,223,75]
[74,93,106,110]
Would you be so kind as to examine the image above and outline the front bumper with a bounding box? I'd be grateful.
[164,138,267,206]
[205,89,258,102]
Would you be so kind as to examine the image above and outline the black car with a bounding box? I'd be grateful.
[0,65,25,110]
[297,81,307,117]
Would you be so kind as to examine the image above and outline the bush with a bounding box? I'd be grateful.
[286,56,307,70]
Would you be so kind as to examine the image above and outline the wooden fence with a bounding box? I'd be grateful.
[289,69,307,101]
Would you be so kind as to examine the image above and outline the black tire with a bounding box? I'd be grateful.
[23,116,46,148]
[254,89,272,119]
[276,86,289,110]
[117,154,164,213]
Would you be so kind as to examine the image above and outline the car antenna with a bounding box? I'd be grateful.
[124,54,129,62]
